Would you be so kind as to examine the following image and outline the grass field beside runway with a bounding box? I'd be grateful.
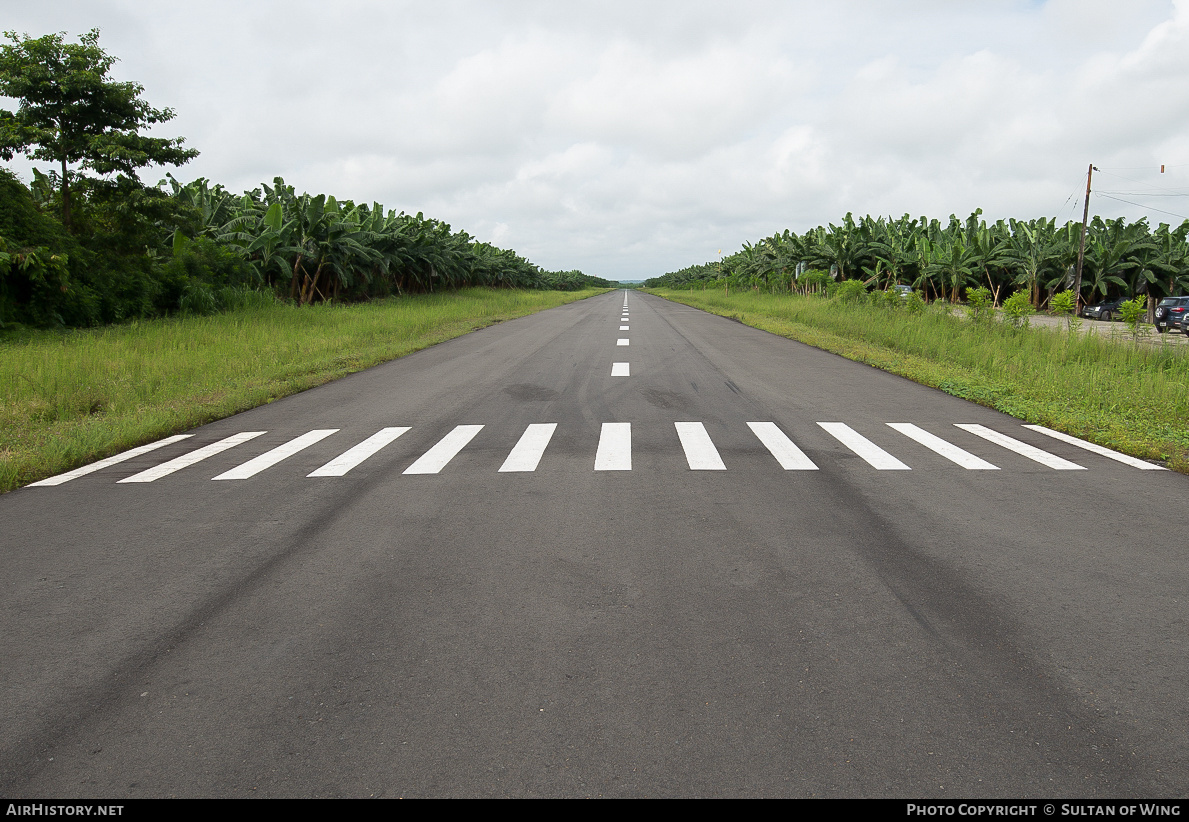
[0,287,609,492]
[646,288,1189,473]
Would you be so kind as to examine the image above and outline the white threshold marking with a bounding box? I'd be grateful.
[747,422,818,470]
[121,431,267,482]
[213,429,339,480]
[675,422,726,470]
[954,424,1084,470]
[1023,425,1166,470]
[611,362,630,376]
[887,423,999,470]
[29,435,194,486]
[308,427,411,477]
[620,325,629,330]
[403,425,484,474]
[617,338,629,346]
[818,423,911,470]
[499,423,557,472]
[594,423,631,470]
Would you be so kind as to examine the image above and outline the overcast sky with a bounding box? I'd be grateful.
[3,1,1188,280]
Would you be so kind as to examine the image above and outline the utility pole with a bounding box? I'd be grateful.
[1073,163,1096,311]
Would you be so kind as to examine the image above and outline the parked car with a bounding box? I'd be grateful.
[1154,296,1189,334]
[1081,297,1126,321]
[893,284,913,300]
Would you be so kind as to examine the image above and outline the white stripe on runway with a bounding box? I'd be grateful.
[620,325,629,330]
[887,423,999,470]
[747,422,818,470]
[499,423,557,472]
[212,429,339,480]
[402,425,484,474]
[611,362,630,376]
[29,435,194,486]
[675,422,726,470]
[1022,425,1166,470]
[617,338,629,346]
[308,427,411,477]
[817,423,911,470]
[120,431,267,482]
[954,424,1084,470]
[594,423,631,471]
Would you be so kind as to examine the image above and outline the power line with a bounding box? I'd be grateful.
[1094,192,1189,221]
[1054,187,1081,224]
[1094,168,1188,197]
[1097,162,1189,170]
[1098,191,1189,197]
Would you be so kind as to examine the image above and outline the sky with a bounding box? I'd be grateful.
[2,0,1188,281]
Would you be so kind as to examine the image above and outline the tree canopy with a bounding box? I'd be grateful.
[0,28,198,232]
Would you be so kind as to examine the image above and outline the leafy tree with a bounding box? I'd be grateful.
[0,29,198,232]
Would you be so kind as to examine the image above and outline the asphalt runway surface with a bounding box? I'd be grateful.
[2,290,1186,798]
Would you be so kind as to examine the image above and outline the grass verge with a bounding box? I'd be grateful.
[646,288,1189,473]
[1,287,608,492]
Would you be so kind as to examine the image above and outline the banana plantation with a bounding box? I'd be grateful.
[165,175,610,303]
[0,169,612,329]
[646,211,1189,311]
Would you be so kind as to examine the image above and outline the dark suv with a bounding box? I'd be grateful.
[1154,296,1189,334]
[1081,297,1126,321]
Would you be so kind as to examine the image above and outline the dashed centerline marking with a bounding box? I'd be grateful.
[747,422,818,470]
[675,422,726,470]
[887,423,999,470]
[818,423,911,470]
[1023,425,1166,470]
[594,423,631,471]
[403,425,484,474]
[611,362,630,376]
[955,424,1084,470]
[28,435,194,486]
[499,423,557,473]
[213,429,339,480]
[121,431,267,483]
[308,426,410,477]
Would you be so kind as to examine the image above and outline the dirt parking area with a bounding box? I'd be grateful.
[1023,312,1188,345]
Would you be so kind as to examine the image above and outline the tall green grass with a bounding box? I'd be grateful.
[0,288,607,491]
[649,288,1189,471]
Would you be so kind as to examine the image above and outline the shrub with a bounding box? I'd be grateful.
[179,282,218,316]
[834,278,869,304]
[1119,295,1148,341]
[797,269,832,295]
[872,288,902,310]
[1049,290,1081,332]
[965,286,994,324]
[1002,290,1034,328]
